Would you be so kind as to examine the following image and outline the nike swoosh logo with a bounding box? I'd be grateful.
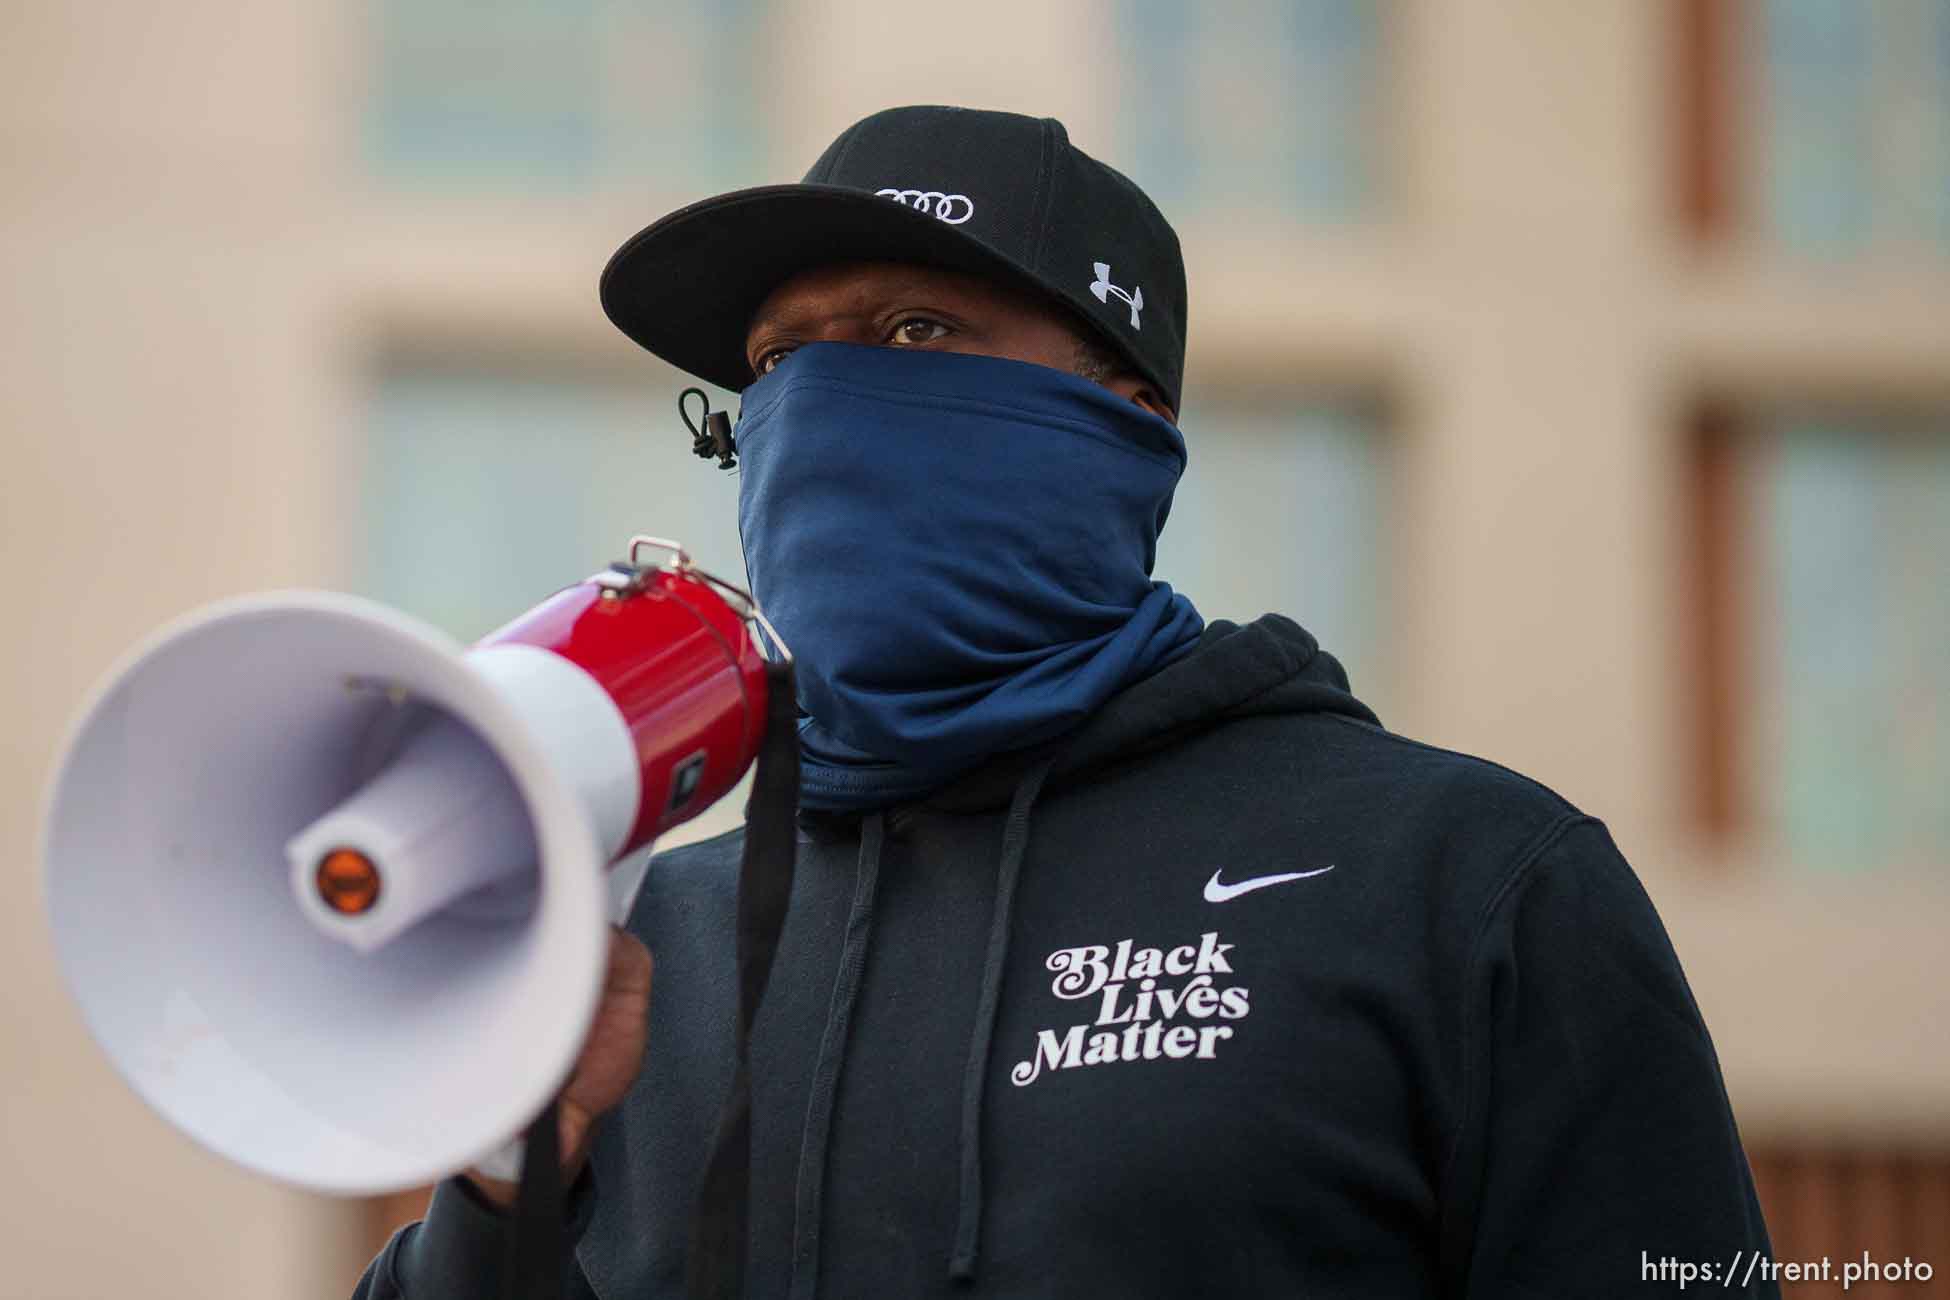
[1203,865,1336,903]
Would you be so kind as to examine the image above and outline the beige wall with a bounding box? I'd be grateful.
[5,2,1947,1295]
[3,3,365,1295]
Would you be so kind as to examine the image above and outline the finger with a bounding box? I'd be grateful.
[604,925,654,996]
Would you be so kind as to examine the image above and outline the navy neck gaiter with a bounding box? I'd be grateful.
[734,342,1204,812]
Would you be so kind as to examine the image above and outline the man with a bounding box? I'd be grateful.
[355,105,1776,1298]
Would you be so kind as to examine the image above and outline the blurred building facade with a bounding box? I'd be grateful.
[4,1,1946,1295]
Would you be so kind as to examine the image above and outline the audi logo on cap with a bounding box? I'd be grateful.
[875,188,975,225]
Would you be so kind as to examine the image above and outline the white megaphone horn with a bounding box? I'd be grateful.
[40,536,786,1196]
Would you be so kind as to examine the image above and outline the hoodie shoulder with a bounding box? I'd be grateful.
[649,822,748,872]
[627,824,747,929]
[1306,711,1591,870]
[1319,711,1585,821]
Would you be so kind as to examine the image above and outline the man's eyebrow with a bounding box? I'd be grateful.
[744,302,805,340]
[745,296,861,342]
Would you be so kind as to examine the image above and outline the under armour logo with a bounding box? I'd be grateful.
[875,188,975,224]
[1089,262,1143,329]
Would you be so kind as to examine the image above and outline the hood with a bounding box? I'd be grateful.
[917,612,1380,816]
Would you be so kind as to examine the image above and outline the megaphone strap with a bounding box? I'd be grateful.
[502,1098,565,1300]
[686,659,802,1300]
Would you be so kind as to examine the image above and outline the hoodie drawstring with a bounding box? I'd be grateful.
[787,810,885,1300]
[948,756,1056,1282]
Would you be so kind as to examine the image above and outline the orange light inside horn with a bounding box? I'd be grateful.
[316,848,382,915]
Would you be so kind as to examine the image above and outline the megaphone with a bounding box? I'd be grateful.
[41,536,786,1196]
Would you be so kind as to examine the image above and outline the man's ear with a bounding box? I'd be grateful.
[1106,374,1176,425]
[1135,389,1177,425]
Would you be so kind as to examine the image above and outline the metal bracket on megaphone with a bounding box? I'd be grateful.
[607,534,792,666]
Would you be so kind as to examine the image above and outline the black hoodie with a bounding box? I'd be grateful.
[355,614,1776,1298]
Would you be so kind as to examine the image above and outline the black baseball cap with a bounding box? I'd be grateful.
[600,105,1188,412]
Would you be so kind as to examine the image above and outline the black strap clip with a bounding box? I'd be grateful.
[680,387,737,470]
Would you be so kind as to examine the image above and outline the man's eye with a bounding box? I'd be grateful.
[888,318,950,346]
[756,347,793,375]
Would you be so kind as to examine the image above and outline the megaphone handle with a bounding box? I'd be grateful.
[469,856,657,1189]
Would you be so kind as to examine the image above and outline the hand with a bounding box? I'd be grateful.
[464,926,653,1209]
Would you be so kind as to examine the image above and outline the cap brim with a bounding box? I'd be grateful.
[601,184,1075,395]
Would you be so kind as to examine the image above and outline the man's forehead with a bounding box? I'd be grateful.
[749,262,959,323]
[747,262,1002,334]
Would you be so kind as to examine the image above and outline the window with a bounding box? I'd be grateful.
[364,0,765,191]
[1692,410,1950,874]
[1676,0,1950,250]
[1751,417,1950,871]
[1115,0,1385,222]
[1754,0,1950,251]
[1156,400,1386,705]
[358,360,745,640]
